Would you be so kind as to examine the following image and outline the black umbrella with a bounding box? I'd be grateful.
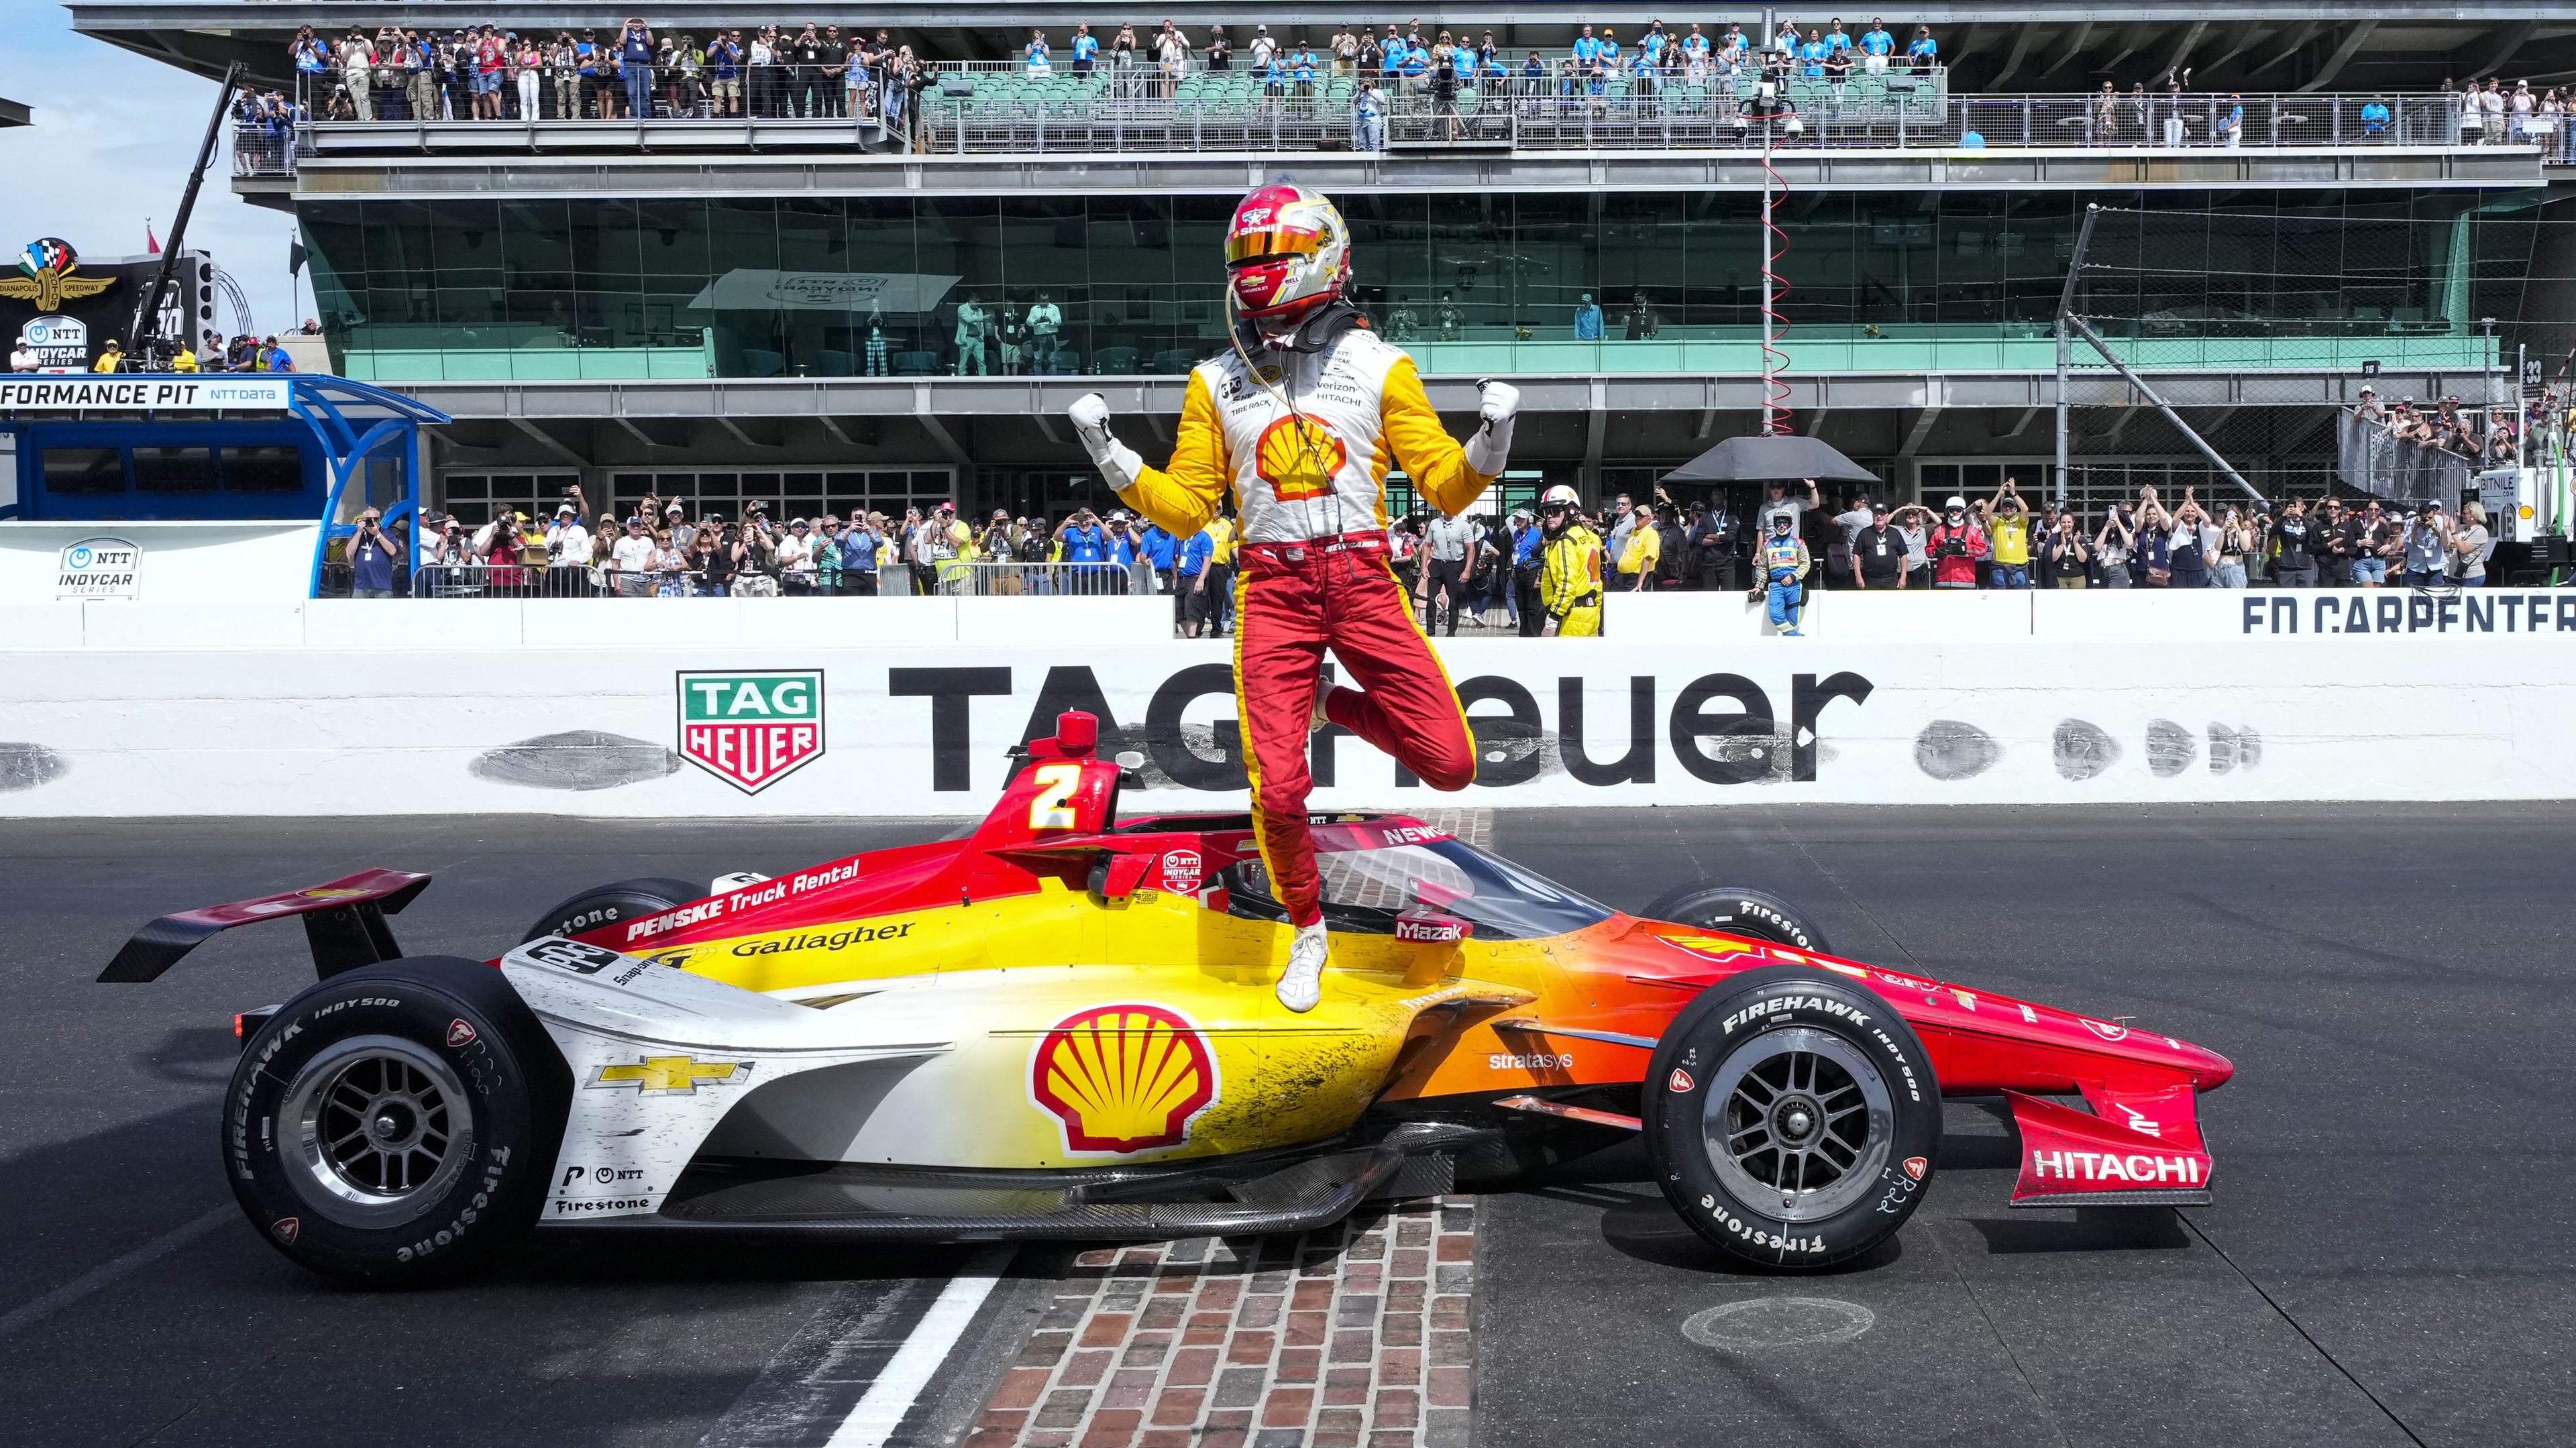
[1660,434,1879,487]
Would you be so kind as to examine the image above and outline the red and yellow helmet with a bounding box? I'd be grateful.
[1224,184,1350,329]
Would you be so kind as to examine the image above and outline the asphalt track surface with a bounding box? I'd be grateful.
[2,805,2569,1447]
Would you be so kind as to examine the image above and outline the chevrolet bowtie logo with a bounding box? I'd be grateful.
[585,1055,753,1095]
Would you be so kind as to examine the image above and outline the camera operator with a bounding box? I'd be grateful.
[346,507,405,599]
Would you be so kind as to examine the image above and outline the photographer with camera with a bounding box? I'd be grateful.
[2091,506,2135,588]
[346,507,405,599]
[2448,501,2493,586]
[1926,494,1988,589]
[1986,476,2035,588]
[545,487,593,597]
[2400,501,2448,587]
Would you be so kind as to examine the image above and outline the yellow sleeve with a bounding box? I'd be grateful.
[1377,354,1493,517]
[1115,370,1231,537]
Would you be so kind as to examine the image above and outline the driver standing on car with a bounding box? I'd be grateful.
[1064,183,1520,1013]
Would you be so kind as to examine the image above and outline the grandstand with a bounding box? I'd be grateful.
[59,1,2576,517]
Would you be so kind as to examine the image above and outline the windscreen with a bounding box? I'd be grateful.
[1226,838,1613,941]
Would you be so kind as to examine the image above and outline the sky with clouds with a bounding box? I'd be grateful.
[0,10,303,335]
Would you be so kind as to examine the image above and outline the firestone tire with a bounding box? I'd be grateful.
[1635,883,1831,956]
[223,956,570,1285]
[1644,964,1940,1272]
[520,877,702,944]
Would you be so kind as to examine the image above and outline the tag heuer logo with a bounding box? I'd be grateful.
[678,670,825,793]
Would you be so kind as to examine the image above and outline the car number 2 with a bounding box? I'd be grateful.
[1028,763,1084,830]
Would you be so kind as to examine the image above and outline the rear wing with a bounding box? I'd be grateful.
[98,869,433,983]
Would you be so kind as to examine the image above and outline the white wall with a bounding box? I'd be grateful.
[1,593,2570,816]
[0,520,317,606]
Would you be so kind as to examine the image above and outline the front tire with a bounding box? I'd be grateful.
[225,956,569,1284]
[1636,883,1831,955]
[1644,964,1939,1271]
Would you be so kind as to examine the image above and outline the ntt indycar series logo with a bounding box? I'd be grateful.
[58,535,140,600]
[677,670,824,794]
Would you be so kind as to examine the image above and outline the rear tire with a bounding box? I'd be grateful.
[1643,964,1939,1272]
[520,877,702,944]
[224,956,569,1284]
[1635,883,1831,955]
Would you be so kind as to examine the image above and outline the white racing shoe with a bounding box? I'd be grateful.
[1278,921,1330,1012]
[1309,677,1334,734]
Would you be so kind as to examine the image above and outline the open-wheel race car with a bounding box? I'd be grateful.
[105,712,2233,1282]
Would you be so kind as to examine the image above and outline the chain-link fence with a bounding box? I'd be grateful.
[2053,205,2526,515]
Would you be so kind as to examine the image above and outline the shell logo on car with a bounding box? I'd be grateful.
[1029,1003,1219,1154]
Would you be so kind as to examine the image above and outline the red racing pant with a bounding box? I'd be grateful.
[1232,533,1477,928]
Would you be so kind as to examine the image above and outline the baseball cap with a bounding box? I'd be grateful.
[556,503,576,516]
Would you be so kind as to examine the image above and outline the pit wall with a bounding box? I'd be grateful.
[2,590,2569,815]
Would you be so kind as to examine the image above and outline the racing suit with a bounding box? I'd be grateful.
[1083,307,1506,928]
[1540,524,1604,636]
[1761,532,1812,630]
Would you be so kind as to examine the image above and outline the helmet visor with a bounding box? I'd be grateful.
[1226,221,1325,269]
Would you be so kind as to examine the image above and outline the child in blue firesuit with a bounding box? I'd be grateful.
[1760,510,1813,635]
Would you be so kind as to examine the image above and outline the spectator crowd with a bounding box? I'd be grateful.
[264,16,1951,128]
[5,325,321,376]
[352,465,2513,622]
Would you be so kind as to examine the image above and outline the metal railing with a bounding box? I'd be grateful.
[922,88,2523,156]
[244,76,2541,174]
[966,560,1143,595]
[392,560,910,598]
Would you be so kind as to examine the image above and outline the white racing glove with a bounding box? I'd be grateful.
[1067,392,1144,492]
[1465,377,1519,477]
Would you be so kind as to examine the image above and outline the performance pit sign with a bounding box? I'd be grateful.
[58,535,140,600]
[676,670,825,794]
[0,376,292,411]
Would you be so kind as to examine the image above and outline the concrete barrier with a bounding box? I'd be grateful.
[1,594,2568,816]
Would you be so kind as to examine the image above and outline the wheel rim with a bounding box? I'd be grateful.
[1701,1025,1892,1222]
[278,1034,476,1229]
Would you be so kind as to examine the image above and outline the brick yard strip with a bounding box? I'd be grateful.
[970,1196,1475,1448]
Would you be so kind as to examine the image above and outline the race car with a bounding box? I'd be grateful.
[103,710,2233,1283]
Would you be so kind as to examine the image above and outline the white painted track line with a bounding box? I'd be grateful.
[823,1244,1016,1448]
[0,1204,235,1340]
